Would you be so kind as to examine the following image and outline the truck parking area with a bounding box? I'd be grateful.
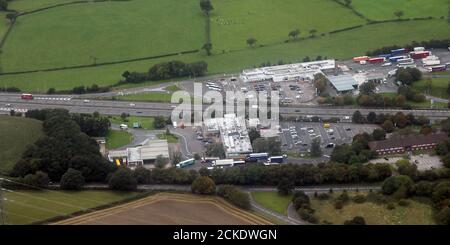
[280,122,379,152]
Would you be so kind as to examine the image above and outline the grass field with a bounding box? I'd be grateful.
[110,116,155,130]
[0,1,449,91]
[8,0,76,12]
[105,130,132,149]
[157,132,179,143]
[251,192,292,215]
[3,190,140,225]
[0,116,43,173]
[311,193,435,225]
[210,0,364,51]
[1,0,204,71]
[348,0,449,20]
[412,77,450,99]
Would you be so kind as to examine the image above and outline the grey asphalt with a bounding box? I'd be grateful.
[1,93,449,119]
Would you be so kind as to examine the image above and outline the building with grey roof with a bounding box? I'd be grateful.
[327,74,359,92]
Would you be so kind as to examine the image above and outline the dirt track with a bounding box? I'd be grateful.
[53,193,273,225]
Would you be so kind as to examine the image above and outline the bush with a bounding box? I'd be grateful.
[334,201,344,210]
[337,191,350,203]
[108,168,137,191]
[352,195,367,204]
[344,216,366,225]
[217,185,250,210]
[293,193,311,210]
[132,166,151,184]
[60,168,85,190]
[382,175,414,196]
[317,193,330,200]
[435,207,450,225]
[414,181,433,197]
[398,199,410,207]
[191,176,216,195]
[386,203,396,210]
[298,207,318,224]
[23,171,49,188]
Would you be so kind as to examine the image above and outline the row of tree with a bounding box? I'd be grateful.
[352,110,430,132]
[119,60,208,85]
[366,39,450,56]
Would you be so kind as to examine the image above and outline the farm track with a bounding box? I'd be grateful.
[53,193,272,225]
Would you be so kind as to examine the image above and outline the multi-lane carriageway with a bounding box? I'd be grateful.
[1,93,450,120]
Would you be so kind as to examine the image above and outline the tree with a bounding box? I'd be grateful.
[199,0,213,15]
[191,176,216,195]
[288,29,300,40]
[359,81,376,95]
[120,112,128,121]
[382,120,395,132]
[344,0,352,7]
[344,216,366,225]
[108,168,137,191]
[310,138,322,157]
[394,10,404,19]
[155,155,168,169]
[6,13,16,22]
[172,151,183,166]
[313,73,328,94]
[154,116,167,129]
[367,112,377,124]
[202,43,212,56]
[372,128,386,140]
[60,168,85,190]
[246,37,257,47]
[23,171,49,188]
[352,111,364,124]
[382,175,414,196]
[133,166,151,184]
[277,178,294,195]
[248,128,261,143]
[309,29,317,37]
[205,143,226,158]
[0,0,8,11]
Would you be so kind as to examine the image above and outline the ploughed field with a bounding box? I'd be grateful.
[55,193,272,225]
[0,0,449,91]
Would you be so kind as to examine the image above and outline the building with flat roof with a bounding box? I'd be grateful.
[204,114,253,158]
[368,133,448,155]
[107,139,170,169]
[240,60,336,83]
[327,74,359,93]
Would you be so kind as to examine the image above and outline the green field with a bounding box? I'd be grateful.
[349,0,449,20]
[251,192,292,215]
[110,116,155,130]
[105,130,133,149]
[0,0,449,91]
[3,190,141,224]
[311,193,435,225]
[1,0,204,72]
[0,116,43,173]
[157,132,179,143]
[412,77,450,99]
[210,0,364,51]
[8,0,76,13]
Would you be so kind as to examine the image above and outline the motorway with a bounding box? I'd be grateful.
[1,92,450,119]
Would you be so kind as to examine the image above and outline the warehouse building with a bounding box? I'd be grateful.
[368,133,448,155]
[107,139,170,169]
[240,60,336,83]
[327,74,359,93]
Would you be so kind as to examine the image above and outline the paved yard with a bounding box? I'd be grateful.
[369,154,443,171]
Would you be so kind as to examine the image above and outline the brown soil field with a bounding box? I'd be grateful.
[53,193,272,225]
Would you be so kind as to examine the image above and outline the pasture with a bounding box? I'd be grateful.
[412,77,450,99]
[210,0,364,51]
[105,130,133,149]
[0,116,43,174]
[0,0,449,91]
[348,0,449,20]
[1,0,204,71]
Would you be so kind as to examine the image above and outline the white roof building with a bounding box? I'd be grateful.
[204,114,253,158]
[240,60,336,83]
[107,139,169,169]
